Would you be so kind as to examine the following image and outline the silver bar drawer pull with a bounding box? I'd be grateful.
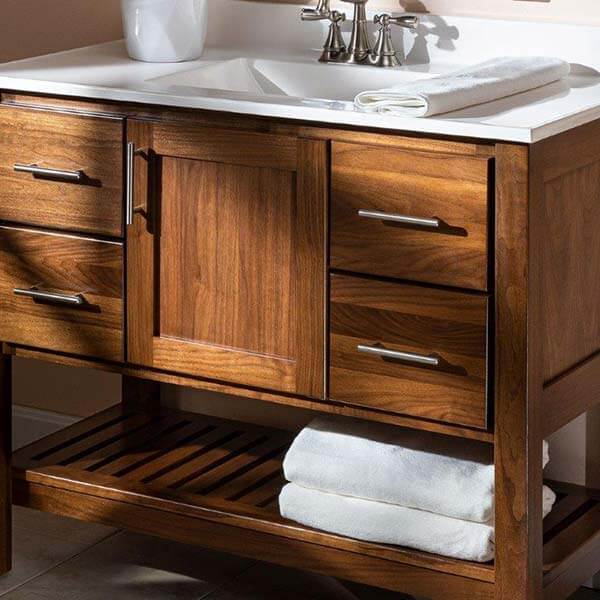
[358,209,440,229]
[14,287,85,306]
[357,344,440,367]
[14,163,84,182]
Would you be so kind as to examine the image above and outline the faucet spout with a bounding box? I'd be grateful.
[342,0,372,62]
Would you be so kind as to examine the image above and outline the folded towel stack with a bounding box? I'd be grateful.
[280,417,556,562]
[354,56,571,117]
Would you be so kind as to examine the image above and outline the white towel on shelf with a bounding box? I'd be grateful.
[279,484,557,563]
[354,56,571,117]
[283,417,550,523]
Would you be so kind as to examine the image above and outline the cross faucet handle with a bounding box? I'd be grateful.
[374,13,419,30]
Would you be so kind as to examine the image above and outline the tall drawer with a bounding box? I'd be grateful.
[0,226,123,361]
[0,106,124,236]
[329,274,489,429]
[331,142,490,291]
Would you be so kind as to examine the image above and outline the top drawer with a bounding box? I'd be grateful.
[331,142,490,291]
[0,106,124,237]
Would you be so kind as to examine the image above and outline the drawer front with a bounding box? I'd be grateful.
[330,274,489,429]
[0,106,124,236]
[0,226,123,361]
[331,142,490,290]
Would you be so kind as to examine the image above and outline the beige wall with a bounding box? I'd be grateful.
[0,0,122,63]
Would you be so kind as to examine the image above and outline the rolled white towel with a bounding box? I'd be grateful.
[283,417,550,523]
[279,483,557,563]
[354,56,570,117]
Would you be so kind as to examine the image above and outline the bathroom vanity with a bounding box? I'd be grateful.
[0,3,599,599]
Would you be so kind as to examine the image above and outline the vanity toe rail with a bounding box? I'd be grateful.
[11,405,599,600]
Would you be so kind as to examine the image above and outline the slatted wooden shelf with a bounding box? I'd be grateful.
[11,406,600,600]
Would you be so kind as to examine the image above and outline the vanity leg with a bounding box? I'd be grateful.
[0,352,12,574]
[122,375,161,412]
[494,145,544,600]
[587,406,600,589]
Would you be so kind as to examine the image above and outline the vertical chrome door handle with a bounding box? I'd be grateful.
[125,142,135,226]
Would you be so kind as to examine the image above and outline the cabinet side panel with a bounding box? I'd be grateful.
[539,120,600,383]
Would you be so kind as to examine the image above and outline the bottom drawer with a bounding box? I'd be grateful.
[0,226,123,361]
[329,274,489,429]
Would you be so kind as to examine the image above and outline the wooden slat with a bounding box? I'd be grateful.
[191,435,289,497]
[98,420,210,477]
[68,415,185,472]
[145,429,259,488]
[11,405,496,586]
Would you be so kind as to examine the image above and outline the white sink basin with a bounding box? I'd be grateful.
[146,57,432,102]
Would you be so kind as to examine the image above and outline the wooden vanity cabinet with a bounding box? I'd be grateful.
[0,94,599,600]
[126,120,327,398]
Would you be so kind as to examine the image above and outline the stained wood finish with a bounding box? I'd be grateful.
[12,405,496,593]
[494,144,544,600]
[331,142,490,290]
[11,405,600,599]
[330,274,489,429]
[0,105,124,237]
[122,375,161,411]
[0,227,123,361]
[4,344,495,443]
[542,351,600,438]
[0,353,11,575]
[127,121,326,398]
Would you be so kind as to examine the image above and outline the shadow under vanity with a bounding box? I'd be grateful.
[0,90,597,600]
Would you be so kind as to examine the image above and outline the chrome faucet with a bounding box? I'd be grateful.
[301,0,418,67]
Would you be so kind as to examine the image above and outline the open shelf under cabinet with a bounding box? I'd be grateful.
[11,405,600,600]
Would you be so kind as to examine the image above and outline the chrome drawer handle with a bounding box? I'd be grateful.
[357,344,440,366]
[14,163,84,182]
[358,209,440,229]
[14,287,85,306]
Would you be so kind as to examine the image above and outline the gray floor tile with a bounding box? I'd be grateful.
[201,562,364,600]
[0,508,116,596]
[6,530,253,600]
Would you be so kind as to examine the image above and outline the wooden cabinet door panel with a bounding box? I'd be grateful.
[127,121,326,398]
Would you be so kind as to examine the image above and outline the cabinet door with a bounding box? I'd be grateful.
[126,120,326,398]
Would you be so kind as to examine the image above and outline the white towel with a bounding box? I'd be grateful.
[283,417,550,523]
[280,483,556,563]
[354,56,571,117]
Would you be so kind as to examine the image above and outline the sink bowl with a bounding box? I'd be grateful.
[146,57,432,102]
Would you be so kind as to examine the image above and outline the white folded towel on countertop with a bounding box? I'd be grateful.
[280,483,556,563]
[283,417,550,523]
[354,56,571,117]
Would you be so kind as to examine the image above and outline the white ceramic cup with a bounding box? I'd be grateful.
[122,0,208,63]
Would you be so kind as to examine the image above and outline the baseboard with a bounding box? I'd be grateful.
[12,405,79,450]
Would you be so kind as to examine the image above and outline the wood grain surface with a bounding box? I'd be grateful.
[0,105,124,236]
[0,226,123,361]
[331,142,490,290]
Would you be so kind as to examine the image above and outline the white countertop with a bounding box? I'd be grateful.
[1,36,600,143]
